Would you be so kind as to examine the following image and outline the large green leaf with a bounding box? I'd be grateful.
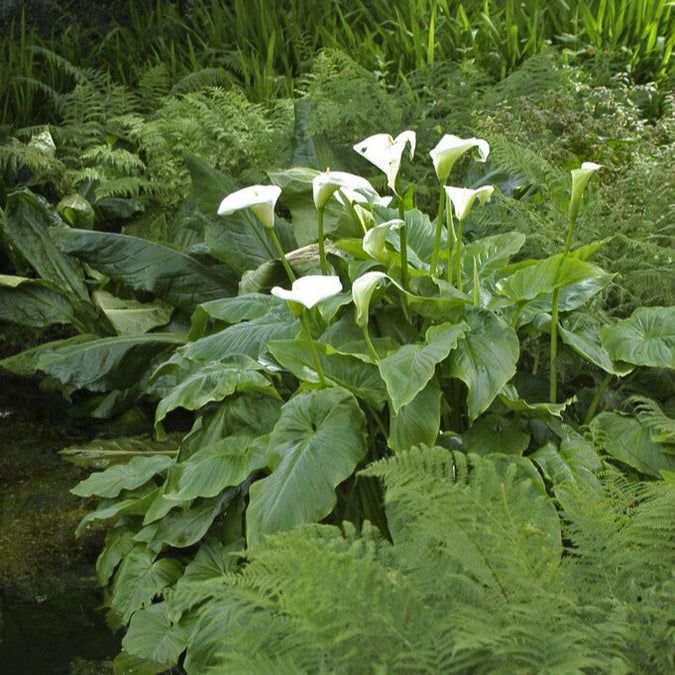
[146,492,233,549]
[559,313,634,376]
[111,545,183,622]
[268,338,387,407]
[123,603,194,668]
[531,428,602,494]
[590,412,675,476]
[154,357,276,435]
[600,306,675,369]
[0,333,185,393]
[51,228,237,311]
[60,435,180,470]
[461,232,526,278]
[180,394,282,460]
[186,154,296,274]
[462,414,530,456]
[97,527,136,586]
[75,486,159,536]
[378,322,468,412]
[497,254,610,304]
[448,308,519,420]
[189,293,287,339]
[4,189,89,301]
[246,388,367,545]
[388,380,441,453]
[72,455,173,498]
[164,435,268,500]
[93,290,173,336]
[180,306,298,362]
[0,274,87,329]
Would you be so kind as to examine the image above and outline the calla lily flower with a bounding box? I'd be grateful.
[353,131,416,194]
[333,188,392,209]
[271,275,342,310]
[444,185,495,222]
[363,219,404,264]
[352,271,389,328]
[569,162,601,224]
[312,170,384,210]
[217,185,282,230]
[430,135,490,184]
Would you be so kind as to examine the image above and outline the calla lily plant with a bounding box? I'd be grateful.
[428,134,490,278]
[218,184,295,282]
[272,275,343,386]
[353,131,416,290]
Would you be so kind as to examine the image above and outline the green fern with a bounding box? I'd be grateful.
[116,447,675,674]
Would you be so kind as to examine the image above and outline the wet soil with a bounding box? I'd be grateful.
[0,374,119,674]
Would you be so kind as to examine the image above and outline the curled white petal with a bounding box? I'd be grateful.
[352,271,389,328]
[353,130,416,194]
[312,170,383,210]
[444,185,495,221]
[217,185,282,230]
[363,219,404,263]
[430,134,490,183]
[271,275,342,309]
[569,162,601,222]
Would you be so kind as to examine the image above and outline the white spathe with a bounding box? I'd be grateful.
[430,134,490,184]
[353,130,416,194]
[312,170,386,210]
[569,162,601,222]
[362,219,404,263]
[444,185,495,221]
[271,275,343,309]
[352,271,389,328]
[217,185,282,230]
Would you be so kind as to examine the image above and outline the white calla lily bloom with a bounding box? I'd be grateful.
[569,162,601,223]
[353,131,416,194]
[444,185,495,221]
[363,219,404,263]
[217,185,282,230]
[430,135,490,184]
[271,275,342,309]
[312,170,386,210]
[352,271,389,328]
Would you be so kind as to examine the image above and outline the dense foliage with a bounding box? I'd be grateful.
[0,2,673,674]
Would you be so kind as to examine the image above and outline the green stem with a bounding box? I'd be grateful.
[397,201,409,290]
[472,257,480,306]
[300,312,327,386]
[455,217,465,291]
[549,286,561,403]
[430,187,445,276]
[563,214,576,256]
[363,324,380,360]
[367,403,389,440]
[317,206,328,275]
[270,229,296,282]
[446,208,456,285]
[583,372,613,426]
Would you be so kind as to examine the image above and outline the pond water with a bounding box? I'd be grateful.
[0,375,119,674]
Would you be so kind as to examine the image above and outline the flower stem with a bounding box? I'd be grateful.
[583,372,613,426]
[397,201,409,290]
[549,286,561,402]
[430,187,445,276]
[455,217,465,291]
[270,229,296,282]
[317,206,328,275]
[563,214,576,256]
[363,324,380,360]
[446,208,456,285]
[300,312,327,386]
